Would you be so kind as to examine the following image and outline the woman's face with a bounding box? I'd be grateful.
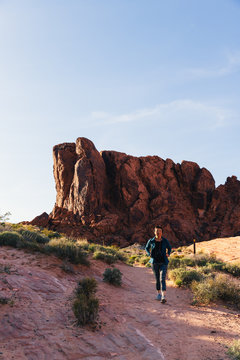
[155,227,162,239]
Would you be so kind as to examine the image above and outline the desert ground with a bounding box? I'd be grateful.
[0,238,239,360]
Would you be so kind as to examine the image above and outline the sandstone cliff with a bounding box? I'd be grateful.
[30,137,240,246]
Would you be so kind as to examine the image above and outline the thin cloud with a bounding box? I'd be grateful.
[91,99,233,131]
[185,51,240,79]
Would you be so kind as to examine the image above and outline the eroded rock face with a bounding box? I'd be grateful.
[29,137,240,247]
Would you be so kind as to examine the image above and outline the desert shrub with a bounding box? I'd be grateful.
[41,229,61,239]
[181,257,196,267]
[170,267,203,287]
[103,267,122,286]
[73,277,99,326]
[75,277,98,297]
[191,273,240,309]
[193,254,220,267]
[75,239,90,251]
[227,339,240,360]
[138,255,150,265]
[224,263,240,278]
[44,238,89,265]
[20,240,43,252]
[0,231,24,247]
[92,251,118,264]
[168,256,182,269]
[125,255,137,266]
[89,243,126,262]
[209,262,240,277]
[20,230,49,244]
[208,262,225,271]
[198,265,215,275]
[169,254,223,270]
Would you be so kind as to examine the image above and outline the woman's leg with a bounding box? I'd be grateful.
[151,263,161,292]
[160,264,167,294]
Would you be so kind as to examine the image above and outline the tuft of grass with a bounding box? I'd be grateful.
[72,277,99,326]
[103,267,122,286]
[227,339,240,360]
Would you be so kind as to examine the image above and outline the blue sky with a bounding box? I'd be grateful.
[1,0,240,223]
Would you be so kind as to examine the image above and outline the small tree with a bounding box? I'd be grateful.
[0,212,11,222]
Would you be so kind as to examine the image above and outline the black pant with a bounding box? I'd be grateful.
[151,263,168,291]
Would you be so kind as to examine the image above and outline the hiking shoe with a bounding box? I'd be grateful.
[161,298,167,303]
[156,293,161,301]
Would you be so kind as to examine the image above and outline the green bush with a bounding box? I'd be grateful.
[168,256,182,269]
[20,230,49,244]
[75,277,98,298]
[209,262,240,277]
[227,339,240,360]
[0,231,24,247]
[191,273,240,309]
[44,238,89,265]
[92,251,118,264]
[103,267,122,286]
[20,240,43,252]
[198,265,215,275]
[181,257,196,267]
[169,254,223,270]
[224,263,240,278]
[41,229,61,239]
[170,267,203,287]
[73,277,99,326]
[89,243,126,262]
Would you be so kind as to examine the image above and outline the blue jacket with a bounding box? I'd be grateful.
[145,236,172,264]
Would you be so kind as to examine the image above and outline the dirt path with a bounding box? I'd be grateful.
[0,246,239,360]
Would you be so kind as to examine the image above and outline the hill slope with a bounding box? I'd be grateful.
[0,245,239,360]
[187,236,240,264]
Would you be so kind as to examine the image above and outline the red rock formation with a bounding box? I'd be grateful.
[29,137,240,247]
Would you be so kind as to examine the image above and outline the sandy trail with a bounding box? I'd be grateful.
[0,246,239,360]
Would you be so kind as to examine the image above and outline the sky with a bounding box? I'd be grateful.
[0,0,240,223]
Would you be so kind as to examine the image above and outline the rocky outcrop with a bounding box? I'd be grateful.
[29,137,240,247]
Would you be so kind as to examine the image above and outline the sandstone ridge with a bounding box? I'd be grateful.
[30,137,240,246]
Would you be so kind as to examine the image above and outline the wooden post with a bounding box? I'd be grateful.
[193,239,196,254]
